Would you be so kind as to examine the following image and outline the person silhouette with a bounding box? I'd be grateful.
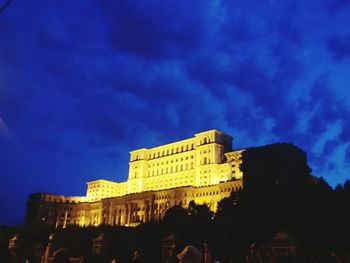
[51,248,70,263]
[177,245,202,263]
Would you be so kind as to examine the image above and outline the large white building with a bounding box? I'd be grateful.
[26,129,244,227]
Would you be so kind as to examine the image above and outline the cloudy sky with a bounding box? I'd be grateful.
[1,0,350,225]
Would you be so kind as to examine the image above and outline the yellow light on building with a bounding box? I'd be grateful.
[26,129,244,228]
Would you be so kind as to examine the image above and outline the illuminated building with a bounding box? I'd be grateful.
[25,129,244,227]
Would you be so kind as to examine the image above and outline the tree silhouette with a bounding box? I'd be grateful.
[163,205,187,223]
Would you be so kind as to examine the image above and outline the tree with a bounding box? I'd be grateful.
[187,201,213,222]
[163,205,187,223]
[216,189,243,216]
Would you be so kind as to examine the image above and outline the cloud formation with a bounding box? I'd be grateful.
[0,0,350,224]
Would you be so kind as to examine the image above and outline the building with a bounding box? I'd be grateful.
[25,129,244,227]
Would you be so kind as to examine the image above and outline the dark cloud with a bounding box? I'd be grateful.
[327,35,350,60]
[323,139,340,154]
[327,161,337,171]
[186,54,231,89]
[303,75,344,136]
[223,20,257,43]
[29,137,61,153]
[1,0,350,225]
[275,2,305,46]
[99,0,211,60]
[307,112,328,135]
[63,149,83,157]
[271,107,298,138]
[327,0,350,12]
[340,121,350,141]
[105,151,119,159]
[345,146,350,163]
[0,91,26,125]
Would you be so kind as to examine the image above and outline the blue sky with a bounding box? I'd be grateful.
[1,0,350,225]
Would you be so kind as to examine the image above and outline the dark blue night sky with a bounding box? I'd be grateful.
[1,0,350,225]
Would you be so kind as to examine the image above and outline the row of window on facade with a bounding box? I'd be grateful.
[89,184,101,188]
[152,172,193,182]
[132,144,194,161]
[136,157,212,177]
[148,143,195,160]
[134,137,212,161]
[45,197,81,204]
[147,155,195,167]
[145,162,195,176]
[133,154,213,174]
[191,186,238,197]
[145,183,191,191]
[155,192,188,200]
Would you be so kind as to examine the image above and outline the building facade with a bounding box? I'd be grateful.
[25,129,244,227]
